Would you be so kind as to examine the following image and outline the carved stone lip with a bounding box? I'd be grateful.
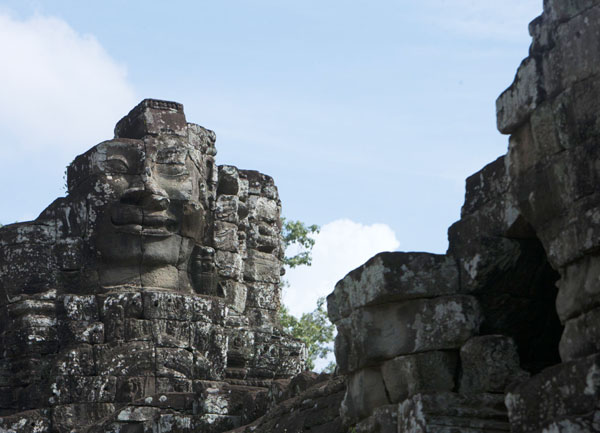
[112,207,177,237]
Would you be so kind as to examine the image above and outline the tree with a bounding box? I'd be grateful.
[280,297,335,371]
[281,218,319,268]
[280,218,336,372]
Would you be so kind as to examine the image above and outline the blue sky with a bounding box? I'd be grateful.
[0,1,543,318]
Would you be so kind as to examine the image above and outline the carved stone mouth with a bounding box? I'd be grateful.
[111,206,177,237]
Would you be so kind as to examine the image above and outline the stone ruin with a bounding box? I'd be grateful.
[324,1,600,432]
[0,99,307,432]
[3,1,600,432]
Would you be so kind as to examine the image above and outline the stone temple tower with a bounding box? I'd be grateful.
[0,99,306,432]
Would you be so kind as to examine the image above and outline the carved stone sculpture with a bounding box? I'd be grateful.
[0,99,306,432]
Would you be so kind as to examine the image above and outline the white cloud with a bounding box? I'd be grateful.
[283,219,400,317]
[0,12,136,154]
[0,11,137,224]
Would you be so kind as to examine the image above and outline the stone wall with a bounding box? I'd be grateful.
[0,99,306,432]
[325,1,600,432]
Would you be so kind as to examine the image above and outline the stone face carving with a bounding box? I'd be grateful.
[4,1,600,430]
[0,99,306,432]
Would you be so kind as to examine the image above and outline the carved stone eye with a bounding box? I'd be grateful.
[104,158,129,174]
[155,163,188,177]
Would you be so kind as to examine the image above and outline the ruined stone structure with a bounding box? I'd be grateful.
[3,1,600,432]
[0,99,306,432]
[325,1,600,432]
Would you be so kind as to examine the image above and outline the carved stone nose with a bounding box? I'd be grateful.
[142,193,170,211]
[120,177,170,211]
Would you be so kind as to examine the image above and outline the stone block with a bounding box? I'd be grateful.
[341,367,390,424]
[460,335,528,394]
[95,342,156,376]
[246,222,279,254]
[54,344,96,376]
[560,306,600,361]
[243,250,280,284]
[52,375,117,404]
[215,195,239,224]
[329,252,459,322]
[462,156,510,217]
[156,348,193,378]
[114,99,187,139]
[51,403,116,432]
[217,165,240,195]
[247,196,279,223]
[214,250,243,280]
[57,294,99,321]
[355,405,398,433]
[219,280,247,314]
[536,412,600,432]
[556,253,600,322]
[398,392,509,433]
[58,320,104,345]
[505,353,600,433]
[335,296,481,373]
[241,170,278,199]
[142,291,226,325]
[555,6,600,89]
[151,319,191,348]
[3,325,58,357]
[245,282,280,310]
[380,351,457,403]
[544,0,600,22]
[497,56,544,134]
[213,221,239,252]
[156,377,192,393]
[0,409,51,433]
[115,376,156,403]
[124,319,154,342]
[101,292,143,320]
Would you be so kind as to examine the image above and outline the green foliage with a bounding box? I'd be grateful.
[281,218,319,268]
[280,297,335,371]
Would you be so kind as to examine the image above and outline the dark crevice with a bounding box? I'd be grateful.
[475,233,563,374]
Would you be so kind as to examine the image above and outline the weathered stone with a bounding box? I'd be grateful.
[214,221,239,252]
[380,351,457,403]
[215,195,239,224]
[556,255,600,321]
[335,296,481,373]
[354,405,398,433]
[115,99,187,139]
[328,252,460,322]
[0,98,306,431]
[51,375,117,404]
[496,56,544,134]
[341,368,389,424]
[243,250,280,284]
[94,342,156,377]
[559,306,600,361]
[460,335,528,394]
[0,409,50,433]
[398,392,510,433]
[247,196,279,223]
[505,353,600,433]
[156,348,193,378]
[218,165,241,196]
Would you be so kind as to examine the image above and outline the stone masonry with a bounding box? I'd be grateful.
[4,1,600,432]
[0,99,306,432]
[324,1,600,432]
